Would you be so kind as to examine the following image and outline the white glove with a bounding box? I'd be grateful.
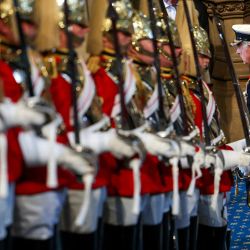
[179,147,205,169]
[58,147,95,175]
[220,149,250,171]
[18,131,94,175]
[226,139,250,174]
[68,128,136,159]
[179,140,196,157]
[0,99,46,129]
[179,157,191,169]
[228,139,246,151]
[134,132,179,158]
[203,153,216,169]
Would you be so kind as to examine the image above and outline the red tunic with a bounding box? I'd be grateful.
[0,58,76,194]
[15,133,77,195]
[189,89,233,194]
[160,71,191,192]
[93,66,165,196]
[48,64,110,191]
[7,128,24,183]
[0,60,24,183]
[0,60,23,102]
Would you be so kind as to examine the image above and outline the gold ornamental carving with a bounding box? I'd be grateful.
[204,1,246,18]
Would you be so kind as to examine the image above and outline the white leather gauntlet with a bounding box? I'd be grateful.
[0,99,46,129]
[18,131,94,175]
[68,128,136,159]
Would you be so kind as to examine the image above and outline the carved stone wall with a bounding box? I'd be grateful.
[202,0,250,142]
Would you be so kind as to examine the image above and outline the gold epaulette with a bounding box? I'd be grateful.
[181,75,197,90]
[130,62,151,109]
[132,59,153,88]
[87,56,101,74]
[181,80,196,116]
[42,49,69,79]
[43,55,58,79]
[100,48,117,72]
[177,76,197,117]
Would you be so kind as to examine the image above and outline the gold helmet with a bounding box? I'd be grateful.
[56,0,89,28]
[102,0,134,35]
[86,0,135,56]
[0,0,36,43]
[34,0,88,51]
[131,11,157,57]
[132,11,152,43]
[150,0,181,48]
[131,1,181,57]
[18,0,35,23]
[0,0,14,23]
[193,25,211,58]
[155,16,181,48]
[0,0,36,23]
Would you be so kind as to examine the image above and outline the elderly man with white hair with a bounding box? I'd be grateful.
[230,24,250,174]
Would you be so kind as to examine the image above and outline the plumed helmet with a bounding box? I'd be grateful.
[0,0,35,23]
[132,11,152,42]
[102,0,134,35]
[155,16,181,48]
[18,0,35,23]
[56,0,89,28]
[131,11,154,56]
[0,0,35,43]
[193,25,211,58]
[0,0,15,23]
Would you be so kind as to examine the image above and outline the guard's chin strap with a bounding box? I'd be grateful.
[158,48,173,62]
[132,42,155,58]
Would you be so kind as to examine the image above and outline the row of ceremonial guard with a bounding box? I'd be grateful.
[0,0,249,250]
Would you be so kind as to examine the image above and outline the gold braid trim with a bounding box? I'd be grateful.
[130,63,150,111]
[99,48,117,73]
[181,79,196,118]
[42,49,69,79]
[87,56,101,74]
[43,55,59,79]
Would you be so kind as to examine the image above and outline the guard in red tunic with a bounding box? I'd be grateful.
[154,14,202,250]
[127,11,194,250]
[89,3,196,249]
[128,12,172,250]
[181,25,234,250]
[0,1,46,249]
[0,2,95,250]
[87,2,149,249]
[34,1,138,250]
